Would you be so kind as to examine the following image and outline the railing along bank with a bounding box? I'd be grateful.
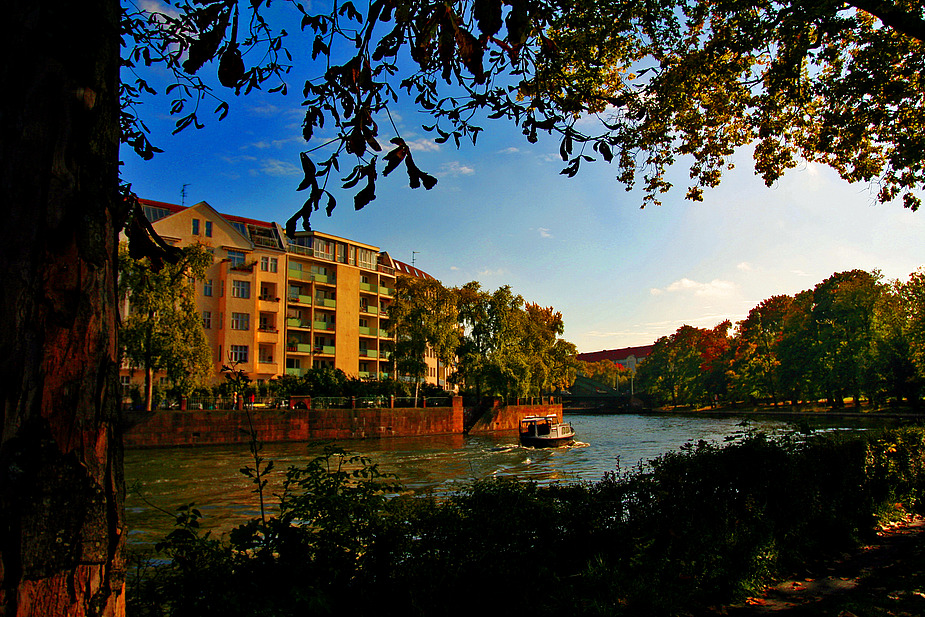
[137,395,456,411]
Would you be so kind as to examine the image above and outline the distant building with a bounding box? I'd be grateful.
[576,344,654,372]
[120,199,446,392]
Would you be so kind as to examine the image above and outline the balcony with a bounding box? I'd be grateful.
[360,305,379,315]
[258,326,278,334]
[315,298,336,308]
[378,265,395,275]
[314,321,335,331]
[314,345,336,355]
[286,343,312,354]
[313,273,335,284]
[287,267,311,281]
[359,326,372,336]
[379,286,394,296]
[359,282,375,292]
[258,295,280,303]
[287,318,310,329]
[360,349,378,358]
[288,294,312,305]
[230,261,257,272]
[288,244,314,257]
[378,329,390,338]
[286,367,303,376]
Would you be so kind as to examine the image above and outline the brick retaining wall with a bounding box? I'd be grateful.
[122,397,565,448]
[123,399,464,448]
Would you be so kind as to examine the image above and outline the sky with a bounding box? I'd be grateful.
[121,5,924,354]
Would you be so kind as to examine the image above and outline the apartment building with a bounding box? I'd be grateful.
[124,198,445,389]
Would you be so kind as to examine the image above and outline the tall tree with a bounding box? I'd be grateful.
[812,269,883,408]
[0,1,127,614]
[118,243,214,410]
[732,295,794,404]
[388,275,460,400]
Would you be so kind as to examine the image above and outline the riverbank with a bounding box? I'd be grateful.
[650,401,925,420]
[127,427,925,617]
[121,398,563,448]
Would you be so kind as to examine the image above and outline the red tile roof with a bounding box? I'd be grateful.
[577,344,654,363]
[139,198,274,229]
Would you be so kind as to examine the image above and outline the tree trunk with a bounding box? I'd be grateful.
[0,0,125,615]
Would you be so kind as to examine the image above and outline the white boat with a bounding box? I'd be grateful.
[519,414,575,448]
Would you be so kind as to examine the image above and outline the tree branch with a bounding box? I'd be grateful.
[848,0,925,43]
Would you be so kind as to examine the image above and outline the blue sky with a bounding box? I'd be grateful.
[122,5,924,353]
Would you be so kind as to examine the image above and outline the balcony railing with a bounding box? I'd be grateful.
[230,261,257,272]
[258,326,278,333]
[315,298,336,308]
[287,318,310,328]
[258,295,280,302]
[379,286,394,296]
[288,294,312,305]
[378,265,395,275]
[361,305,379,315]
[288,244,313,257]
[314,345,335,355]
[314,321,334,330]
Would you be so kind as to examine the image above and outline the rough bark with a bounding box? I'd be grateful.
[0,0,126,615]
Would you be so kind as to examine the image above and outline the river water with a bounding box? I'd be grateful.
[123,412,888,549]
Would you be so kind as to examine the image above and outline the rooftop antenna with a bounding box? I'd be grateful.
[181,183,191,207]
[412,251,419,268]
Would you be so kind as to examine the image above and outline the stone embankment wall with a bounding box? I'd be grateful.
[123,399,464,448]
[122,397,565,448]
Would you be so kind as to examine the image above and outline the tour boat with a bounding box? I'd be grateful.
[519,414,575,448]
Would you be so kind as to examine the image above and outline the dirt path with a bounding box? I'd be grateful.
[716,516,925,616]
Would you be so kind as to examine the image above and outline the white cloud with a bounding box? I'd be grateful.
[650,278,737,297]
[440,161,475,176]
[478,268,506,277]
[406,138,441,152]
[221,154,258,164]
[500,147,520,154]
[252,158,300,177]
[537,227,552,239]
[737,262,753,271]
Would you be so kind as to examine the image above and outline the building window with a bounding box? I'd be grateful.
[227,250,246,267]
[203,311,212,329]
[203,279,213,297]
[260,256,269,271]
[231,312,250,330]
[229,345,249,363]
[192,218,200,235]
[286,358,301,370]
[357,248,375,270]
[232,280,251,298]
[205,220,212,237]
[258,346,273,364]
[270,257,278,273]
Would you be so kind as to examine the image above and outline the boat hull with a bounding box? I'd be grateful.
[520,434,574,448]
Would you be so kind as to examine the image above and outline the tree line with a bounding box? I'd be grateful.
[390,277,578,399]
[633,268,925,409]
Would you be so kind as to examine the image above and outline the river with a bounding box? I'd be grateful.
[123,412,890,549]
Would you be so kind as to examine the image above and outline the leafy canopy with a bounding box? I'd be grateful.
[123,0,925,216]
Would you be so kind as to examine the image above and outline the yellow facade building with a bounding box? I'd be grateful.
[124,198,447,390]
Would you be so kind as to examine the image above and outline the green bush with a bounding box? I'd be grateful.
[129,427,925,617]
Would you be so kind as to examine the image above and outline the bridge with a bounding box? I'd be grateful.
[562,375,634,412]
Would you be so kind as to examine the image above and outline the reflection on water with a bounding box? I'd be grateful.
[123,412,875,549]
